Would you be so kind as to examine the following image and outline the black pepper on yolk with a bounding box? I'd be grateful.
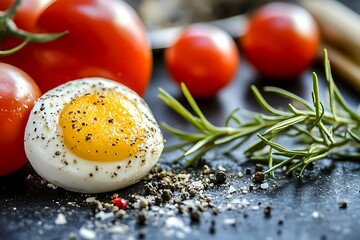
[59,92,145,162]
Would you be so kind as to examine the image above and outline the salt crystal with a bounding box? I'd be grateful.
[241,199,250,207]
[182,200,193,206]
[95,211,114,221]
[79,228,96,240]
[55,213,67,225]
[151,206,161,212]
[226,194,233,199]
[166,217,181,228]
[47,183,58,189]
[251,205,260,210]
[146,195,155,203]
[226,203,233,210]
[192,180,202,188]
[218,166,226,171]
[107,224,129,233]
[224,218,236,225]
[167,204,178,210]
[85,197,97,203]
[312,211,320,218]
[231,199,241,205]
[67,202,77,207]
[227,186,237,194]
[165,217,191,233]
[260,183,269,189]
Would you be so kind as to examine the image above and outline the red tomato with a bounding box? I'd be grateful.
[165,23,239,98]
[0,0,51,31]
[0,63,41,176]
[1,0,152,96]
[241,2,320,79]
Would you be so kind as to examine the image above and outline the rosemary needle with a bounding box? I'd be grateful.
[158,49,360,177]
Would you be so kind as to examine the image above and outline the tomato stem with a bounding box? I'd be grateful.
[0,0,68,56]
[1,0,21,19]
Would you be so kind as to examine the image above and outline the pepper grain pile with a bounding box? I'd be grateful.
[2,160,354,240]
[65,164,276,239]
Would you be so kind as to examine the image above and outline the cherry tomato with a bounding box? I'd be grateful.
[165,23,239,98]
[241,2,320,79]
[0,0,51,31]
[1,0,152,96]
[0,63,41,176]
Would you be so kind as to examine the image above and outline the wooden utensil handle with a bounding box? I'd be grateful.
[300,0,360,64]
[300,0,360,90]
[322,43,360,92]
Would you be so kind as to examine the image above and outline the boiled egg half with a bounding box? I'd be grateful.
[24,78,163,193]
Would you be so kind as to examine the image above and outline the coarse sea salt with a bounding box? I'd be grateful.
[260,183,269,190]
[95,211,114,221]
[165,217,191,233]
[85,197,97,203]
[107,224,129,234]
[79,227,96,240]
[227,186,237,194]
[312,211,320,218]
[192,180,202,188]
[55,213,67,225]
[224,218,236,225]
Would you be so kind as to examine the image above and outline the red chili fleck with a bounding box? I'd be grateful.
[112,197,128,209]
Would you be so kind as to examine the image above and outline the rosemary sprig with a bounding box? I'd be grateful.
[158,49,360,176]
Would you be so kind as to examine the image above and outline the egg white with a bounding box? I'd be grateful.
[24,78,163,193]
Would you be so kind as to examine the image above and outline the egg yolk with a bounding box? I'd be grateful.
[59,92,145,162]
